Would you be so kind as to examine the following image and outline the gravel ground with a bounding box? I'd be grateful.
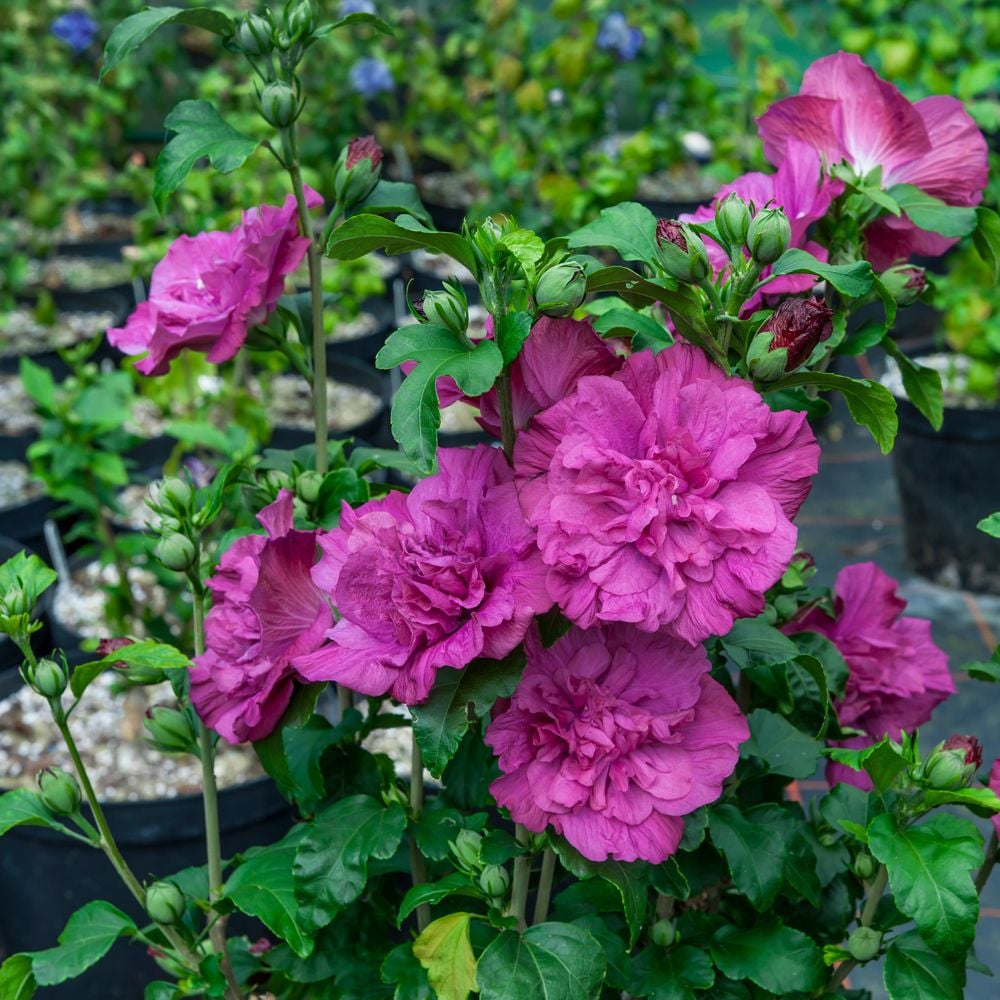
[0,460,43,510]
[0,373,40,436]
[1,307,116,357]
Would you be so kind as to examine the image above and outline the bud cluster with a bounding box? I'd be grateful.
[147,476,200,576]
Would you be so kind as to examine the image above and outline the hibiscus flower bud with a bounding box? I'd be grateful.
[30,657,67,699]
[750,297,833,379]
[146,881,186,926]
[479,864,511,900]
[534,261,587,317]
[236,12,274,55]
[651,920,676,947]
[451,829,483,869]
[852,851,877,880]
[715,192,752,248]
[295,470,323,504]
[155,534,197,573]
[421,280,469,337]
[655,219,710,283]
[880,264,927,308]
[847,927,883,962]
[144,705,198,754]
[259,81,301,128]
[37,767,82,816]
[924,734,983,790]
[155,476,193,515]
[281,0,315,44]
[333,135,384,210]
[747,207,792,265]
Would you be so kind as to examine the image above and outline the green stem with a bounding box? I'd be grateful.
[497,372,516,465]
[824,864,888,994]
[279,124,327,475]
[408,735,430,932]
[191,587,242,1000]
[531,849,556,926]
[506,824,531,932]
[975,831,998,894]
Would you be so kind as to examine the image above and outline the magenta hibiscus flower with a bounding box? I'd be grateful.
[190,491,331,744]
[486,624,748,863]
[514,343,819,644]
[990,761,1000,838]
[756,52,987,269]
[785,562,954,789]
[296,446,552,705]
[109,188,322,375]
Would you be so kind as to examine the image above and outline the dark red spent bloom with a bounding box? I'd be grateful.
[760,297,833,371]
[249,937,274,956]
[943,734,983,768]
[656,219,687,252]
[99,637,135,670]
[346,134,384,170]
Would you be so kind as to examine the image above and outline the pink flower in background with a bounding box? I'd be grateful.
[108,189,322,375]
[486,624,748,863]
[514,343,819,644]
[190,491,330,744]
[756,51,987,269]
[990,761,1000,838]
[785,561,954,789]
[296,446,552,705]
[680,141,842,307]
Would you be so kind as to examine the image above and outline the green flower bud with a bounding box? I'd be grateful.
[31,658,68,699]
[160,477,193,514]
[923,735,982,791]
[451,829,483,869]
[144,706,198,754]
[852,851,877,881]
[295,470,323,504]
[419,280,469,337]
[236,12,274,55]
[847,926,883,962]
[332,136,384,211]
[146,880,186,926]
[259,81,301,128]
[651,919,676,948]
[479,864,511,900]
[746,207,792,266]
[265,470,295,493]
[38,767,82,816]
[282,0,315,43]
[655,219,710,284]
[715,193,752,249]
[880,264,927,308]
[155,534,197,573]
[2,585,30,617]
[534,262,587,318]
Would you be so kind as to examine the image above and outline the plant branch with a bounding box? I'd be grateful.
[531,849,557,926]
[825,863,888,994]
[507,824,532,931]
[975,831,998,894]
[408,734,430,932]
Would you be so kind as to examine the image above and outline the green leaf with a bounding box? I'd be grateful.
[839,320,891,357]
[583,265,678,306]
[629,945,714,1000]
[0,955,35,1000]
[567,202,662,269]
[0,789,78,839]
[921,787,1000,814]
[70,641,191,698]
[412,913,478,1000]
[327,11,394,35]
[398,874,480,927]
[789,631,849,699]
[381,942,433,1000]
[882,339,943,430]
[154,100,258,211]
[411,653,524,777]
[496,311,534,366]
[888,185,979,238]
[709,920,825,994]
[500,230,546,282]
[376,325,503,469]
[820,783,884,841]
[592,307,673,353]
[325,214,478,274]
[867,813,982,959]
[19,358,56,413]
[0,550,57,609]
[30,902,136,986]
[741,708,824,779]
[226,831,313,959]
[972,206,1000,285]
[826,739,907,793]
[350,180,432,227]
[977,513,1000,540]
[766,248,875,298]
[101,7,233,79]
[253,683,324,803]
[722,617,800,668]
[293,794,406,928]
[884,930,965,1000]
[769,371,897,453]
[477,923,606,1000]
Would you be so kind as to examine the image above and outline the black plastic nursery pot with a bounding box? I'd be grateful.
[0,494,54,573]
[0,668,294,999]
[893,392,1000,592]
[326,295,396,365]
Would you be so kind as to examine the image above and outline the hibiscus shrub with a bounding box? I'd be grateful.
[3,6,1000,1000]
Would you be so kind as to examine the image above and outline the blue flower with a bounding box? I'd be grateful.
[596,12,643,61]
[51,9,98,54]
[340,0,376,14]
[349,57,394,98]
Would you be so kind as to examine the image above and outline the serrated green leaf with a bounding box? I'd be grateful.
[70,641,191,698]
[867,813,982,959]
[583,265,678,305]
[154,100,258,211]
[496,310,534,366]
[977,513,1000,540]
[326,214,478,274]
[921,787,1000,814]
[884,930,965,1000]
[766,248,875,298]
[30,902,135,986]
[101,7,232,79]
[567,202,662,269]
[888,185,979,239]
[710,920,825,994]
[742,708,824,779]
[972,206,1000,285]
[350,180,431,226]
[398,874,480,927]
[0,954,35,1000]
[882,339,943,430]
[411,653,524,777]
[629,945,714,1000]
[0,789,79,839]
[382,942,434,1000]
[413,913,478,1000]
[327,11,394,35]
[592,307,673,353]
